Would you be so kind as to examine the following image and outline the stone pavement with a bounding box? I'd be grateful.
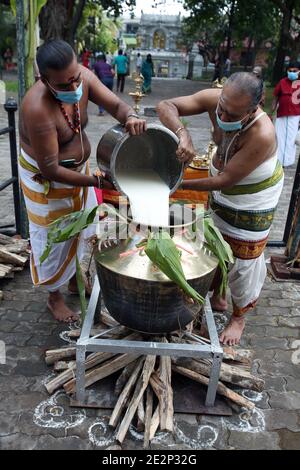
[0,77,299,450]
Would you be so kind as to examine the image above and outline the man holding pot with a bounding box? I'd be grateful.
[157,72,284,346]
[19,39,146,323]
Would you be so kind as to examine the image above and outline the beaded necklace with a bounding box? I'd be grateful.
[59,102,81,134]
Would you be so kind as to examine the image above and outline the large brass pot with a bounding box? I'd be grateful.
[95,211,218,334]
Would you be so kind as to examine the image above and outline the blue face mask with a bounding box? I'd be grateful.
[216,103,250,132]
[287,71,299,82]
[47,80,83,104]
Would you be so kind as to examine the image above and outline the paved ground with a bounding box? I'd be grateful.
[0,76,299,450]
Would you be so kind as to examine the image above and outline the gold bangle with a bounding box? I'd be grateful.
[175,126,186,137]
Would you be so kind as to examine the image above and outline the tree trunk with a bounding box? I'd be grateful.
[39,0,68,41]
[66,0,87,47]
[271,1,295,85]
[225,0,236,59]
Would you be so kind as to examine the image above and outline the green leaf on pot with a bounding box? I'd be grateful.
[145,231,204,304]
[203,217,234,296]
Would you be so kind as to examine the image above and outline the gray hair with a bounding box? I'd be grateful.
[225,72,264,108]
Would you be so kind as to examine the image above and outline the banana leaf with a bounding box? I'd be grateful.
[145,231,204,304]
[203,217,234,295]
[40,205,98,264]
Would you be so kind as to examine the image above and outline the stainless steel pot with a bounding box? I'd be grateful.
[96,123,184,195]
[95,211,218,334]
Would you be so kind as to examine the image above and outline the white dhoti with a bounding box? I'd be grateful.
[275,115,300,167]
[210,155,284,316]
[19,149,97,292]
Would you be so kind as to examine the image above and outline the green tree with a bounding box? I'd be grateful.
[0,3,16,58]
[10,0,47,90]
[39,0,135,47]
[76,2,120,54]
[270,0,300,84]
[183,0,279,68]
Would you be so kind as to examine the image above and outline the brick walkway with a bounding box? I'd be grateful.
[0,77,299,450]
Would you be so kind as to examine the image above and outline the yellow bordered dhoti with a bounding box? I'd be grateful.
[210,154,284,316]
[19,149,97,292]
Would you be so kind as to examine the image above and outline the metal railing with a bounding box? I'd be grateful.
[0,97,23,236]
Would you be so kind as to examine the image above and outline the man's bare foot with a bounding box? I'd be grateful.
[47,291,79,323]
[219,315,245,346]
[211,293,228,312]
[68,273,92,296]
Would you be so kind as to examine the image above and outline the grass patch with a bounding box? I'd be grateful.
[4,80,18,93]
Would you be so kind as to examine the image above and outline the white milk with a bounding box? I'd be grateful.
[117,169,170,227]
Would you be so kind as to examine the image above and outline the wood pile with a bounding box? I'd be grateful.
[44,313,264,446]
[0,234,30,299]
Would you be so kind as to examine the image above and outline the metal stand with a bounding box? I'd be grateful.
[75,277,223,408]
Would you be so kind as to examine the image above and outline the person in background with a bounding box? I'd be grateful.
[212,57,221,82]
[224,56,231,78]
[272,61,300,167]
[106,52,112,66]
[113,49,129,93]
[141,54,154,94]
[252,66,266,107]
[93,53,115,116]
[3,47,13,71]
[136,52,142,74]
[81,48,91,69]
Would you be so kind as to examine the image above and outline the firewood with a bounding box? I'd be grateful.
[149,406,160,441]
[3,241,29,254]
[46,333,139,394]
[0,233,14,245]
[45,352,115,394]
[175,357,264,392]
[171,333,254,364]
[114,359,141,396]
[100,311,119,327]
[172,364,255,410]
[109,357,145,428]
[0,264,13,278]
[116,355,156,444]
[53,360,76,372]
[157,340,173,432]
[149,371,173,433]
[0,248,27,266]
[137,397,145,432]
[66,324,128,340]
[64,353,140,395]
[144,387,153,448]
[45,347,76,365]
